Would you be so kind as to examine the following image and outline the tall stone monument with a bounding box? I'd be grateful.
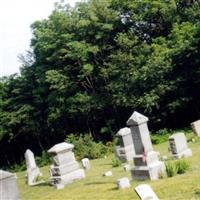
[126,111,165,180]
[24,149,43,186]
[169,132,192,159]
[115,127,135,162]
[48,142,85,189]
[0,170,20,200]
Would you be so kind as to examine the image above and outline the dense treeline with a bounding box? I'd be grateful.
[1,0,200,167]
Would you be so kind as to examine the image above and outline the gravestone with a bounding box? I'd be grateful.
[115,127,135,162]
[169,132,192,159]
[103,171,112,177]
[123,164,131,171]
[127,111,165,180]
[0,170,20,200]
[48,142,85,189]
[24,149,43,186]
[191,120,200,136]
[81,158,90,170]
[135,184,159,200]
[117,177,130,189]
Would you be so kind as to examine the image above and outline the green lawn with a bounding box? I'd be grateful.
[17,133,200,200]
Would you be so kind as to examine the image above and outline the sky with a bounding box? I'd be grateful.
[0,0,79,77]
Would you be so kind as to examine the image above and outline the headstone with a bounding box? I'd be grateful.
[117,177,130,189]
[0,170,20,200]
[48,142,85,189]
[191,120,200,136]
[169,132,192,159]
[115,127,135,162]
[123,164,131,171]
[135,184,159,200]
[24,149,43,186]
[127,111,165,180]
[81,158,90,170]
[103,171,112,177]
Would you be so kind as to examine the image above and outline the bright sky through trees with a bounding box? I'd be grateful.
[0,0,79,77]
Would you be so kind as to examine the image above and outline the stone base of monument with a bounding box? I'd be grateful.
[131,161,165,180]
[49,169,85,186]
[115,145,135,162]
[172,148,192,159]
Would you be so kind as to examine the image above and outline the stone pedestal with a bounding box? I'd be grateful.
[115,127,135,162]
[48,142,85,188]
[169,132,192,159]
[0,170,20,200]
[191,120,200,136]
[24,149,43,186]
[127,111,165,180]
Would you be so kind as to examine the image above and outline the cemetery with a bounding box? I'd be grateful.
[1,111,200,199]
[1,0,200,199]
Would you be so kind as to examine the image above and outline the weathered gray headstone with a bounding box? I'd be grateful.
[117,177,130,189]
[24,149,43,186]
[135,184,159,200]
[115,127,135,162]
[81,158,90,170]
[191,120,200,136]
[169,132,192,159]
[127,111,165,180]
[48,142,85,189]
[0,170,20,200]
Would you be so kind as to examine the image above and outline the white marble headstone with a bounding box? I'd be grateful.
[135,184,159,200]
[81,158,90,170]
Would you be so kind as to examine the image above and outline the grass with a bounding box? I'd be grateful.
[16,132,200,200]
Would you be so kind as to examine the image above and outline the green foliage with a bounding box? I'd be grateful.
[165,159,190,177]
[35,151,51,167]
[65,133,110,160]
[1,0,200,167]
[176,159,190,174]
[165,161,178,177]
[151,128,171,144]
[111,157,122,167]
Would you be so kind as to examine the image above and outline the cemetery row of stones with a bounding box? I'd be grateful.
[1,111,199,200]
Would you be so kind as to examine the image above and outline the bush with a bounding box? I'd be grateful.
[35,151,51,167]
[111,157,122,167]
[165,161,177,177]
[151,128,171,144]
[65,133,111,160]
[175,159,190,174]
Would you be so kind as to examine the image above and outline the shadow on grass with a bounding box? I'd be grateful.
[195,191,200,196]
[85,181,113,185]
[33,181,50,187]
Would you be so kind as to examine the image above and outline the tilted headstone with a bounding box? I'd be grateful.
[48,142,85,189]
[117,177,130,189]
[115,127,135,162]
[135,184,159,200]
[127,111,165,180]
[81,158,90,170]
[169,132,192,159]
[0,170,20,200]
[191,120,200,136]
[24,149,43,186]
